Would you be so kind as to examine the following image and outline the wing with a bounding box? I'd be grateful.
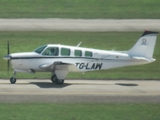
[39,61,79,72]
[39,61,79,80]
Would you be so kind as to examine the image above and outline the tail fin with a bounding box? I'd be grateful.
[128,31,158,59]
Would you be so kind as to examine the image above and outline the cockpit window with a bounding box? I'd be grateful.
[34,45,47,54]
[42,47,59,56]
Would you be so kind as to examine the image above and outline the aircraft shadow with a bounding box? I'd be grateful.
[29,82,111,88]
[115,83,138,86]
[30,82,71,88]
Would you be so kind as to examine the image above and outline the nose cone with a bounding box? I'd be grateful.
[3,55,11,60]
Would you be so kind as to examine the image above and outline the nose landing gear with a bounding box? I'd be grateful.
[10,71,16,84]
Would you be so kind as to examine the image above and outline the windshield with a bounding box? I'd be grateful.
[34,45,47,54]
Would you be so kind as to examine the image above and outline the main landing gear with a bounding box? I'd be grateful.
[10,71,16,84]
[51,74,64,85]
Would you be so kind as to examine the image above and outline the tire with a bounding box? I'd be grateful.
[51,75,64,85]
[10,77,16,84]
[55,79,64,85]
[51,75,57,83]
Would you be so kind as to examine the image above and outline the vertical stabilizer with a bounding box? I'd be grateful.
[128,31,158,59]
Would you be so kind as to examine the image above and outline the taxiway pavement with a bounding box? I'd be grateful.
[0,79,160,103]
[0,19,160,31]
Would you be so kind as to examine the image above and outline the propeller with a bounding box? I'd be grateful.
[7,41,10,75]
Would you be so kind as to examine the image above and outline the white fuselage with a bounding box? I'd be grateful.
[9,44,151,73]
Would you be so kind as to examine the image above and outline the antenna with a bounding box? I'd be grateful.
[76,42,82,47]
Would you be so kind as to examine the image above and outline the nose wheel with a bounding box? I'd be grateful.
[10,71,17,84]
[10,77,17,84]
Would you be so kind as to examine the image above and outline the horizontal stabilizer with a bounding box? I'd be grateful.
[132,56,155,62]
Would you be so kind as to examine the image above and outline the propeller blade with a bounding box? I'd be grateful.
[7,41,10,75]
[7,41,10,55]
[7,60,10,75]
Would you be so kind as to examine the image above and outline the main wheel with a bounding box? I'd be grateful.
[10,77,16,84]
[56,79,64,85]
[51,75,64,85]
[51,75,57,83]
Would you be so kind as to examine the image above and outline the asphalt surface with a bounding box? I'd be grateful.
[0,79,160,103]
[0,19,160,31]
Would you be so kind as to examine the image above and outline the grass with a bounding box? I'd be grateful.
[0,0,160,19]
[0,103,159,120]
[0,31,159,79]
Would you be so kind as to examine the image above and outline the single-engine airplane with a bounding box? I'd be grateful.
[3,31,158,85]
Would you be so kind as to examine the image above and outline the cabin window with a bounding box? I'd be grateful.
[61,48,70,56]
[85,51,92,57]
[42,47,59,56]
[74,50,82,57]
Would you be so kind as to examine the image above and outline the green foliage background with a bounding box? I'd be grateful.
[0,0,159,18]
